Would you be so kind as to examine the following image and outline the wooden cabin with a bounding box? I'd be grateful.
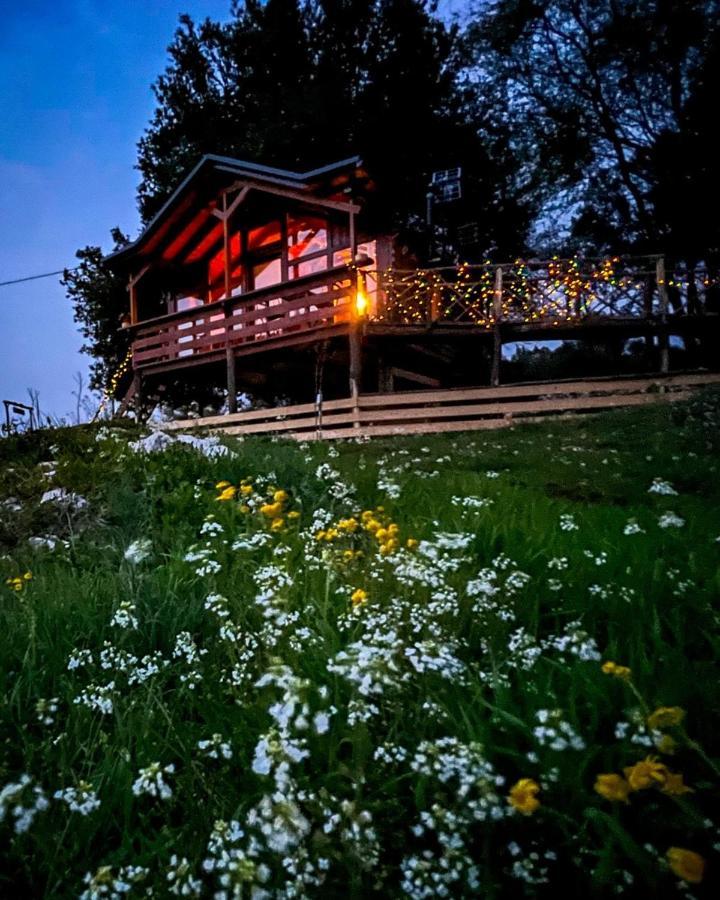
[109,155,403,412]
[109,153,717,416]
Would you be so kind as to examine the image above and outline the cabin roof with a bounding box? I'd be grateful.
[106,154,364,269]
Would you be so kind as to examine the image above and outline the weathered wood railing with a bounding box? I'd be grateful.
[158,371,720,441]
[371,256,718,326]
[131,266,355,368]
[129,256,719,370]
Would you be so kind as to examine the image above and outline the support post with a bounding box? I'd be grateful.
[132,373,145,423]
[226,346,237,414]
[491,266,503,387]
[348,320,363,429]
[222,193,231,301]
[349,208,356,263]
[129,279,138,325]
[656,257,670,375]
[127,266,149,326]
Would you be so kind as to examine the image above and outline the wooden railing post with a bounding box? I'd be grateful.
[656,257,670,375]
[491,266,503,386]
[226,346,237,414]
[349,320,362,426]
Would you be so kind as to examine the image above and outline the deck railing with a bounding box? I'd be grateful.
[130,256,718,369]
[371,256,717,327]
[131,266,355,368]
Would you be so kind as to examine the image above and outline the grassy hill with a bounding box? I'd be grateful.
[1,395,719,898]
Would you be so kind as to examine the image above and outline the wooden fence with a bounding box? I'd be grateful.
[159,371,720,441]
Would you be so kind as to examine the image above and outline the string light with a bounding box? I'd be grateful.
[369,255,708,327]
[92,347,133,422]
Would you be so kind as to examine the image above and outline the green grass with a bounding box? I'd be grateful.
[1,395,719,898]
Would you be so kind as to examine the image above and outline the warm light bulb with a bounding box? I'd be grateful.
[355,288,368,318]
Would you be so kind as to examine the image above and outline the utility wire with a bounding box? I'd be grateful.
[0,268,77,288]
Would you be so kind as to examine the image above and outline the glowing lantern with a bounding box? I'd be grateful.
[355,285,369,318]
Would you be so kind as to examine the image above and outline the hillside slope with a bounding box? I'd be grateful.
[1,396,719,898]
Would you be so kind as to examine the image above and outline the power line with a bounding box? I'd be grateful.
[0,268,76,288]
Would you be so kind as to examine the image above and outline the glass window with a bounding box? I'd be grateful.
[291,256,328,280]
[253,257,282,290]
[288,216,328,260]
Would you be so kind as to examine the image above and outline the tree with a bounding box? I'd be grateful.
[62,228,131,394]
[136,0,530,247]
[70,1,532,386]
[465,0,720,257]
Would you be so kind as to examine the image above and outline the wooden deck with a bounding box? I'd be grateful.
[158,371,720,440]
[130,266,354,373]
[128,257,719,379]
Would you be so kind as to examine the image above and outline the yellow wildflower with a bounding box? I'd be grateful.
[351,588,368,608]
[287,510,300,521]
[375,528,388,542]
[23,572,32,581]
[270,517,285,532]
[240,484,253,496]
[406,538,418,550]
[647,707,685,731]
[260,502,281,518]
[216,486,237,502]
[601,660,632,680]
[594,773,631,804]
[240,504,250,514]
[660,772,693,796]
[315,530,326,541]
[623,756,668,791]
[387,523,399,536]
[215,480,232,489]
[666,847,705,884]
[273,489,288,504]
[508,778,540,816]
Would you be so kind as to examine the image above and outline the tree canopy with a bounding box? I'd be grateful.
[135,0,528,253]
[465,0,720,257]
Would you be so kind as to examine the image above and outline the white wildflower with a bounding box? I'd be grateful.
[132,762,175,800]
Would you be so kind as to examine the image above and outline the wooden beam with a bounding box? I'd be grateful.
[222,194,231,301]
[226,346,237,414]
[656,257,670,374]
[212,186,250,221]
[219,177,361,214]
[389,367,440,388]
[127,265,150,325]
[491,266,503,386]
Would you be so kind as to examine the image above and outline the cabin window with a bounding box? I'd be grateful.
[253,257,282,290]
[291,256,328,279]
[333,240,377,267]
[176,296,205,312]
[288,216,328,259]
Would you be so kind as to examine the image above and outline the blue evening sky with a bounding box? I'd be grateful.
[0,1,466,420]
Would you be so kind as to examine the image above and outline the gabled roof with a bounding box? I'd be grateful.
[106,154,364,269]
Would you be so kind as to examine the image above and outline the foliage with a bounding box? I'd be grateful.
[465,0,720,258]
[62,228,131,394]
[1,404,719,896]
[136,0,529,250]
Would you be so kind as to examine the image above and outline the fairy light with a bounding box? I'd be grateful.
[372,255,690,328]
[92,347,133,422]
